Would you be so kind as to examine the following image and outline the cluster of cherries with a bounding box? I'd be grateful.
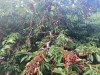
[26,53,45,75]
[63,52,85,69]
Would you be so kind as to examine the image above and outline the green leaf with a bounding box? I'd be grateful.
[51,6,55,11]
[20,56,28,63]
[90,71,95,75]
[56,63,64,67]
[83,70,91,75]
[88,54,94,62]
[95,53,100,62]
[38,70,43,75]
[26,55,33,61]
[4,45,11,49]
[44,63,50,70]
[52,68,66,75]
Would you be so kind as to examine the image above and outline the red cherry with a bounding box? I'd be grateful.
[64,62,68,67]
[65,61,68,63]
[80,65,85,68]
[63,55,66,58]
[74,59,79,63]
[63,64,66,67]
[69,57,73,60]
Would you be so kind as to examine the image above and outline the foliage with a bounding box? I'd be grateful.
[25,32,100,75]
[0,0,100,75]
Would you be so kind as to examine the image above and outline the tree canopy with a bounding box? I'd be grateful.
[0,0,100,75]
